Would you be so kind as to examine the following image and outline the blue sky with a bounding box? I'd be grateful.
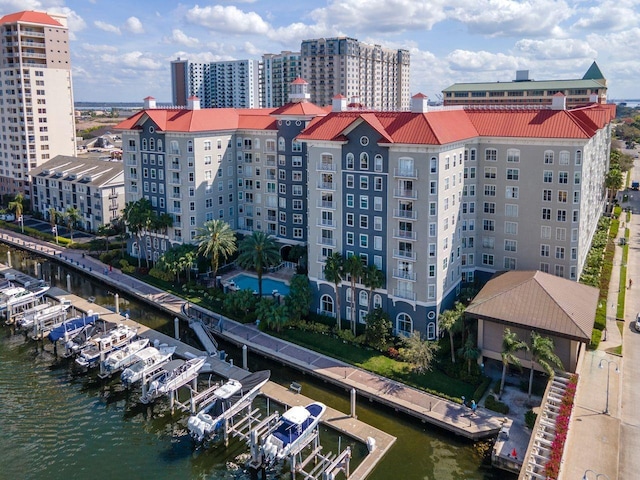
[4,0,640,102]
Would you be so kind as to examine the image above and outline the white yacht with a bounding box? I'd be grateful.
[120,346,176,387]
[102,338,150,375]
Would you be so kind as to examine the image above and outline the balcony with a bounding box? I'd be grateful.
[393,188,417,199]
[108,193,118,199]
[393,209,417,220]
[393,168,418,178]
[393,229,417,241]
[317,200,336,209]
[317,254,328,263]
[317,236,336,247]
[393,249,416,261]
[316,181,335,191]
[393,269,416,281]
[316,219,336,228]
[316,162,336,172]
[393,289,416,301]
[169,162,180,170]
[168,207,182,214]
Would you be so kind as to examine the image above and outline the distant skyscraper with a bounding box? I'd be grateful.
[0,10,76,195]
[170,59,259,108]
[300,37,410,110]
[262,51,301,108]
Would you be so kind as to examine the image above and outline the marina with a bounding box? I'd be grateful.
[0,237,514,480]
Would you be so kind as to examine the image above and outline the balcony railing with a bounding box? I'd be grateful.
[393,289,416,301]
[317,200,336,209]
[317,181,335,190]
[393,209,417,220]
[317,254,328,263]
[393,269,416,281]
[393,188,417,199]
[393,229,417,240]
[393,249,416,261]
[316,219,336,228]
[393,168,418,178]
[316,162,336,172]
[317,236,336,247]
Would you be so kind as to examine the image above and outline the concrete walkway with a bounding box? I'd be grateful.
[0,229,507,441]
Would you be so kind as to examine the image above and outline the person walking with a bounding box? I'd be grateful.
[629,278,633,289]
[471,400,477,415]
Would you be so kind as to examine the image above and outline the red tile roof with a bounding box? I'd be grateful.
[291,77,307,85]
[0,11,63,26]
[271,102,330,117]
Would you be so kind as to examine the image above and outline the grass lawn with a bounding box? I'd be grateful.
[274,328,478,400]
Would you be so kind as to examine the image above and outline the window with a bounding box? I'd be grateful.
[346,213,354,227]
[292,140,302,152]
[429,202,437,216]
[556,228,567,241]
[360,153,369,170]
[555,265,565,277]
[360,176,369,190]
[505,186,519,199]
[540,262,550,273]
[544,151,554,164]
[544,169,553,184]
[483,202,495,214]
[505,204,518,217]
[484,167,497,179]
[360,195,369,209]
[484,185,496,196]
[346,153,354,169]
[507,149,520,163]
[555,247,565,259]
[575,150,582,165]
[505,222,518,235]
[374,216,382,231]
[320,295,334,315]
[360,234,368,248]
[574,172,581,185]
[430,181,437,195]
[346,232,354,245]
[374,236,382,250]
[558,191,568,203]
[360,215,369,229]
[572,210,579,222]
[346,174,354,188]
[541,244,550,257]
[396,313,413,337]
[558,172,568,184]
[542,208,551,220]
[504,257,516,270]
[506,168,519,180]
[543,189,552,202]
[346,194,354,208]
[429,243,436,257]
[559,151,570,165]
[541,226,552,239]
[482,236,495,249]
[430,157,437,173]
[464,167,476,179]
[374,154,383,172]
[485,149,497,161]
[483,219,495,231]
[557,210,567,222]
[374,177,383,191]
[482,254,494,266]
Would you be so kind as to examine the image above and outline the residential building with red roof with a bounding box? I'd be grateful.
[116,83,614,339]
[0,10,76,196]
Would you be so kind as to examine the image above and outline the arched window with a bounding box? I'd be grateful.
[346,153,354,169]
[157,139,163,151]
[373,294,382,309]
[374,154,383,172]
[187,140,193,153]
[321,294,334,315]
[575,150,582,165]
[396,313,413,337]
[426,322,436,340]
[346,288,352,303]
[142,138,148,150]
[132,242,139,256]
[360,152,369,170]
[278,136,285,151]
[149,138,155,150]
[359,290,368,307]
[544,150,554,164]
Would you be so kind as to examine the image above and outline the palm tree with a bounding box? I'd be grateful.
[499,329,529,399]
[528,331,563,400]
[236,231,280,297]
[458,335,481,374]
[64,206,81,242]
[122,199,152,268]
[8,192,24,219]
[195,220,237,279]
[439,302,466,364]
[151,212,173,265]
[362,263,384,312]
[344,254,363,335]
[323,252,344,330]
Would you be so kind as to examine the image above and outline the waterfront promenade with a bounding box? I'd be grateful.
[0,229,506,441]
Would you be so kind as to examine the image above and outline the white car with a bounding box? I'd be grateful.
[0,213,15,221]
[635,313,640,332]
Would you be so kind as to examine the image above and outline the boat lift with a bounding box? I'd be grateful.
[247,411,352,480]
[3,294,40,324]
[139,361,201,411]
[29,308,70,340]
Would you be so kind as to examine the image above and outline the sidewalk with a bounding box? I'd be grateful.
[0,229,507,440]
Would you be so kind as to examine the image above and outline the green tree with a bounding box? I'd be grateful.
[499,328,529,399]
[195,220,237,279]
[97,223,115,253]
[122,198,153,268]
[285,274,312,322]
[457,335,481,374]
[528,332,563,400]
[344,255,363,335]
[323,252,344,330]
[364,308,392,351]
[236,231,280,297]
[605,167,623,208]
[150,212,173,265]
[64,206,82,242]
[401,331,439,374]
[362,263,384,312]
[439,302,466,364]
[223,289,258,319]
[9,192,24,221]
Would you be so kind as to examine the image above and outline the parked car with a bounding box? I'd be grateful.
[0,212,15,221]
[635,313,640,332]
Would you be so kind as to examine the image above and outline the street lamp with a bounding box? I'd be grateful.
[582,469,611,480]
[18,214,23,233]
[52,225,58,245]
[598,358,619,415]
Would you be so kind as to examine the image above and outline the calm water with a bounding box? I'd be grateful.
[0,245,512,480]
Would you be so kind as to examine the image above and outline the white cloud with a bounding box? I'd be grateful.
[587,28,640,61]
[80,43,118,53]
[123,16,144,34]
[514,38,597,60]
[185,5,270,34]
[94,20,120,35]
[446,49,521,72]
[164,29,200,48]
[171,51,231,64]
[448,0,573,37]
[101,51,164,70]
[266,22,338,46]
[572,0,640,32]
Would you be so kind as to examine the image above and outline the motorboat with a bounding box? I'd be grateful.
[74,324,137,370]
[8,302,50,325]
[141,356,206,403]
[17,300,72,330]
[101,338,150,375]
[47,314,99,343]
[187,370,271,444]
[25,280,50,297]
[0,287,28,311]
[261,402,327,464]
[120,346,176,387]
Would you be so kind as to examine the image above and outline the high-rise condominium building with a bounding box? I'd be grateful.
[262,51,301,108]
[300,37,410,110]
[170,59,260,109]
[0,10,76,195]
[442,62,607,108]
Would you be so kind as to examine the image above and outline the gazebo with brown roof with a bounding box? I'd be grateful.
[465,270,598,373]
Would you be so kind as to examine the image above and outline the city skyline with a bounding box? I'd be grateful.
[3,0,639,103]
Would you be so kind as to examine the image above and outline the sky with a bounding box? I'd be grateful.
[3,0,640,103]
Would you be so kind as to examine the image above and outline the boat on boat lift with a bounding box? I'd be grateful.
[187,370,271,444]
[120,346,176,387]
[74,324,138,370]
[101,338,150,375]
[16,300,72,330]
[141,356,206,403]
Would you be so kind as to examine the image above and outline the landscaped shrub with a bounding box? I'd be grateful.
[544,375,578,479]
[119,259,135,274]
[484,394,510,414]
[525,409,538,429]
[149,267,174,282]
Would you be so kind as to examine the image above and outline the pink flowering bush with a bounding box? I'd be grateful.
[543,374,578,479]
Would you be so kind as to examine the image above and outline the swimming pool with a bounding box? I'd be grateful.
[229,273,290,296]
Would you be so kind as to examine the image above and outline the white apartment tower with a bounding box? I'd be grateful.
[0,10,76,195]
[301,37,410,110]
[261,51,301,108]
